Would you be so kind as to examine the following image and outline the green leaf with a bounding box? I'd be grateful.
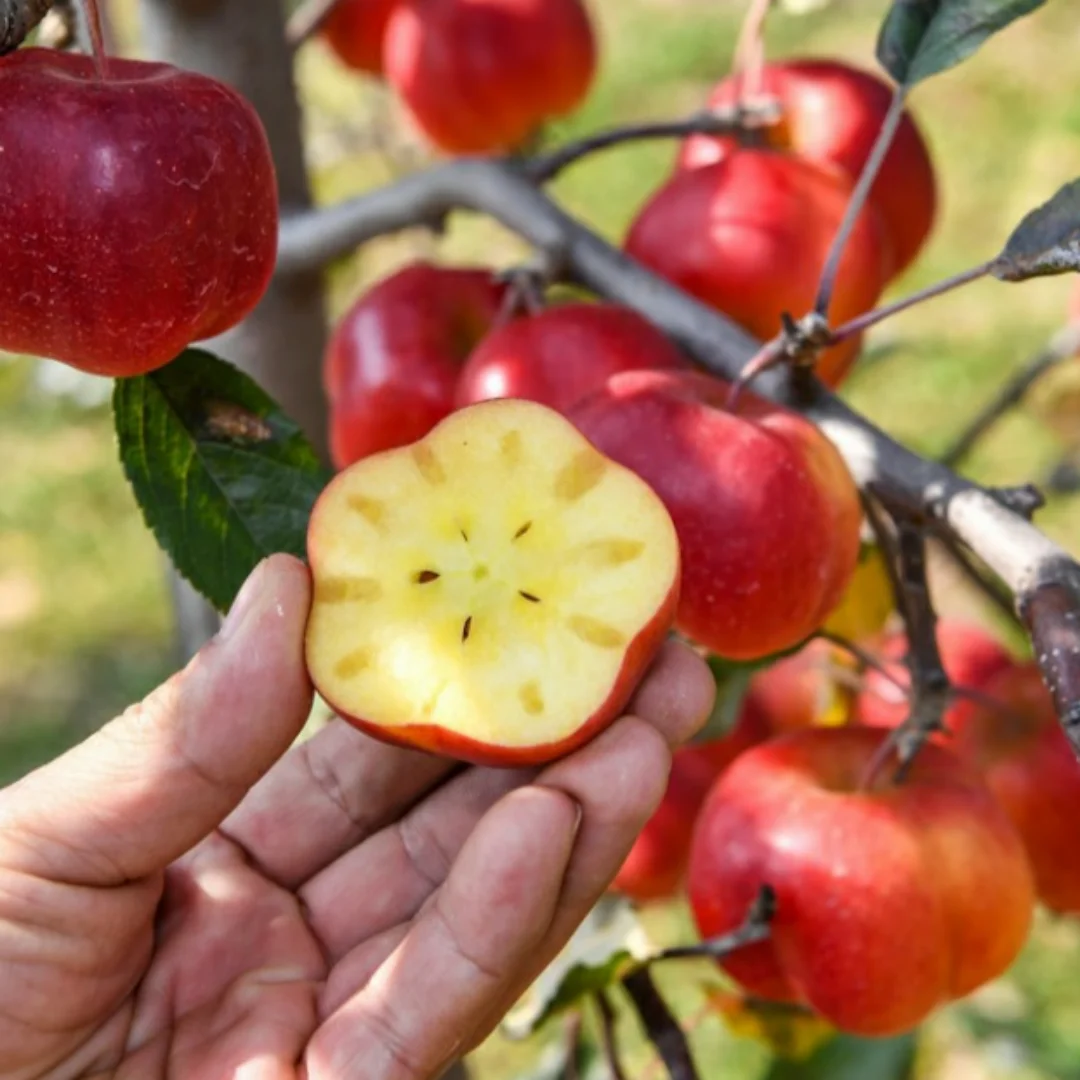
[876,0,1046,86]
[991,179,1080,281]
[765,1031,918,1080]
[503,896,653,1038]
[114,349,332,612]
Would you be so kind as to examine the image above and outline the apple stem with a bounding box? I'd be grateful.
[828,260,996,346]
[814,88,909,318]
[731,0,775,108]
[940,320,1080,467]
[652,886,775,964]
[80,0,108,79]
[724,337,786,411]
[817,630,908,692]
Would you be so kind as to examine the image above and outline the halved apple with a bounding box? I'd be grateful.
[305,398,681,766]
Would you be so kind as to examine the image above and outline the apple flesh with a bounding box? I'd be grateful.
[613,692,769,903]
[678,59,936,276]
[324,262,506,469]
[383,0,596,153]
[306,399,680,766]
[624,150,889,387]
[0,48,277,377]
[322,0,400,75]
[568,370,863,660]
[688,727,1035,1036]
[455,302,687,415]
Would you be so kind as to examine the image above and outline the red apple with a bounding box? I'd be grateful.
[856,620,1015,732]
[613,692,769,903]
[305,398,681,766]
[0,48,277,377]
[624,151,890,387]
[383,0,596,153]
[945,662,1080,914]
[689,727,1035,1036]
[322,0,400,75]
[568,370,862,660]
[679,59,936,276]
[750,639,853,734]
[455,303,687,414]
[324,262,506,469]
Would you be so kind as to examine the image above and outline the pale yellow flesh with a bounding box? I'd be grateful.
[306,399,679,749]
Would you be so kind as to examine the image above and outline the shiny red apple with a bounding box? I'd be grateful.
[456,302,687,414]
[678,59,937,276]
[0,48,277,377]
[569,370,863,660]
[324,261,506,469]
[383,0,596,153]
[624,150,890,387]
[322,0,400,75]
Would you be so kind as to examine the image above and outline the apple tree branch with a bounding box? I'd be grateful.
[0,0,53,51]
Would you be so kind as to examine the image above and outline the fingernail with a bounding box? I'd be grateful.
[571,798,584,839]
[218,559,268,642]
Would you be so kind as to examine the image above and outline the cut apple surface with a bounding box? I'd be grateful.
[305,399,680,766]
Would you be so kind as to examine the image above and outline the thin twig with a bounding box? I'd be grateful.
[941,321,1080,466]
[597,993,628,1080]
[562,1011,584,1080]
[930,531,1017,622]
[651,887,775,963]
[622,970,700,1080]
[731,0,775,102]
[817,630,907,690]
[815,88,908,317]
[286,0,342,48]
[827,260,995,344]
[524,106,779,184]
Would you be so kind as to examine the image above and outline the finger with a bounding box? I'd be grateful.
[221,719,454,888]
[300,764,533,961]
[305,786,579,1080]
[628,638,718,745]
[0,556,313,886]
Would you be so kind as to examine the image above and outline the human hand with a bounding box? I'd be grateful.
[0,554,715,1080]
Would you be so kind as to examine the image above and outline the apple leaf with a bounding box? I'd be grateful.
[764,1031,918,1080]
[503,896,653,1039]
[876,0,1046,86]
[114,349,332,612]
[990,179,1080,281]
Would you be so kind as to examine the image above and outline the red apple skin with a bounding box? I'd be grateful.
[688,727,1035,1036]
[455,303,687,415]
[857,620,1015,732]
[322,0,400,75]
[0,49,277,378]
[325,262,506,468]
[625,151,889,387]
[750,639,848,733]
[569,370,863,660]
[316,572,679,769]
[679,59,936,276]
[613,693,770,903]
[383,0,596,153]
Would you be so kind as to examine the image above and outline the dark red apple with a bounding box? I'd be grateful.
[678,59,937,276]
[322,0,400,75]
[624,151,890,387]
[569,370,863,660]
[324,261,506,468]
[455,303,687,414]
[383,0,596,153]
[0,48,277,377]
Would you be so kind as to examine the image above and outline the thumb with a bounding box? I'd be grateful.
[0,554,314,886]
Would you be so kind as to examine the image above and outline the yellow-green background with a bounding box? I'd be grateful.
[3,0,1080,1076]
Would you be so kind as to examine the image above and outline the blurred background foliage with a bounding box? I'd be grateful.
[3,0,1080,1076]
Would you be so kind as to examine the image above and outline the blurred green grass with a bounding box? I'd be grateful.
[4,0,1080,1075]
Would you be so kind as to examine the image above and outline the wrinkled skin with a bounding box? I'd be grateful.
[0,555,715,1079]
